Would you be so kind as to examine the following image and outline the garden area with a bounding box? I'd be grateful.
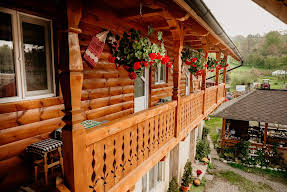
[201,117,287,192]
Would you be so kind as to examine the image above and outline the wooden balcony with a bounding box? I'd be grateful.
[64,84,225,192]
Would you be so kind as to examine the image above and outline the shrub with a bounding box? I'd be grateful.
[202,127,209,139]
[195,138,210,160]
[181,160,192,187]
[167,177,180,192]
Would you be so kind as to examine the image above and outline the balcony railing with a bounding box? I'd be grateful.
[62,84,225,192]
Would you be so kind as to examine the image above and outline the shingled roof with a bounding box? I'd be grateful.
[213,89,287,125]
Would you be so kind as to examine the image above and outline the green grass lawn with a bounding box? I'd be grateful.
[227,64,287,91]
[204,117,222,145]
[228,162,287,185]
[219,170,273,192]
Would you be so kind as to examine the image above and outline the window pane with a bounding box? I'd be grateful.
[0,12,17,98]
[149,165,156,190]
[142,173,147,192]
[22,22,48,92]
[134,76,145,98]
[155,66,158,83]
[160,65,164,81]
[157,162,163,182]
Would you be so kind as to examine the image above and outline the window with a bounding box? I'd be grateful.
[142,161,164,192]
[0,8,54,103]
[155,64,166,84]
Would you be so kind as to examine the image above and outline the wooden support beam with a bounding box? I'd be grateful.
[59,0,88,191]
[221,118,226,149]
[264,123,268,145]
[222,55,227,84]
[215,52,220,85]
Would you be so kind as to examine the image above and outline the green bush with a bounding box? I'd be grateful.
[195,138,210,160]
[202,127,209,139]
[167,177,180,192]
[181,160,192,187]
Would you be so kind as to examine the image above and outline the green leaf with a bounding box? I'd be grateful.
[157,31,163,41]
[148,27,154,36]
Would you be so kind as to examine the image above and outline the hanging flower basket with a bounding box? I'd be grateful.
[206,57,217,72]
[217,58,229,70]
[107,27,172,80]
[181,47,207,78]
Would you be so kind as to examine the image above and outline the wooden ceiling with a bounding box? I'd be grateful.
[252,0,287,24]
[82,0,240,60]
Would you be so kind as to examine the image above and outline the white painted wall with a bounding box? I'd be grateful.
[178,132,191,184]
[134,152,170,192]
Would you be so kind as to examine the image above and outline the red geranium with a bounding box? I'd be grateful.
[149,61,155,66]
[149,53,157,60]
[161,55,170,64]
[204,64,207,68]
[211,69,214,72]
[205,52,208,58]
[197,170,202,176]
[134,62,141,70]
[185,60,192,65]
[108,56,116,63]
[167,62,173,68]
[192,64,196,68]
[191,57,197,63]
[156,53,162,60]
[226,63,229,67]
[128,72,137,80]
[141,60,148,67]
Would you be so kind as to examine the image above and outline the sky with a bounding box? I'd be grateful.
[203,0,287,37]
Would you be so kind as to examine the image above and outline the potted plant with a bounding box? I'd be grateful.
[181,47,207,78]
[167,176,180,192]
[107,27,172,79]
[181,160,192,192]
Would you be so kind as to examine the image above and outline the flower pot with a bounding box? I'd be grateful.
[181,184,191,192]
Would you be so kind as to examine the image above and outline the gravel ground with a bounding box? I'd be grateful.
[205,135,287,192]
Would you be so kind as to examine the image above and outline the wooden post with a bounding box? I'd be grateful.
[223,55,227,84]
[264,123,268,145]
[58,0,88,191]
[215,52,220,85]
[201,49,208,115]
[215,52,220,103]
[172,23,183,138]
[221,118,226,149]
[148,68,152,108]
[223,55,228,98]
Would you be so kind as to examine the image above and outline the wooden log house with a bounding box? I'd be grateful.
[0,0,241,191]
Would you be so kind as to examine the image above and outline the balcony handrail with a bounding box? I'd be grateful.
[86,100,177,146]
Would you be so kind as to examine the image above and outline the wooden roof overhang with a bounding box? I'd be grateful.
[82,0,241,61]
[252,0,287,24]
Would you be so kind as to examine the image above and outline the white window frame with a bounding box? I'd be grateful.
[142,161,165,192]
[0,7,55,103]
[155,64,166,84]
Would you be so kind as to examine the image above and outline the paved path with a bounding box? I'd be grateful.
[205,135,287,192]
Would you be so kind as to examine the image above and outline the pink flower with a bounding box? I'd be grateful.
[134,62,141,70]
[128,72,137,80]
[191,57,197,63]
[149,53,157,60]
